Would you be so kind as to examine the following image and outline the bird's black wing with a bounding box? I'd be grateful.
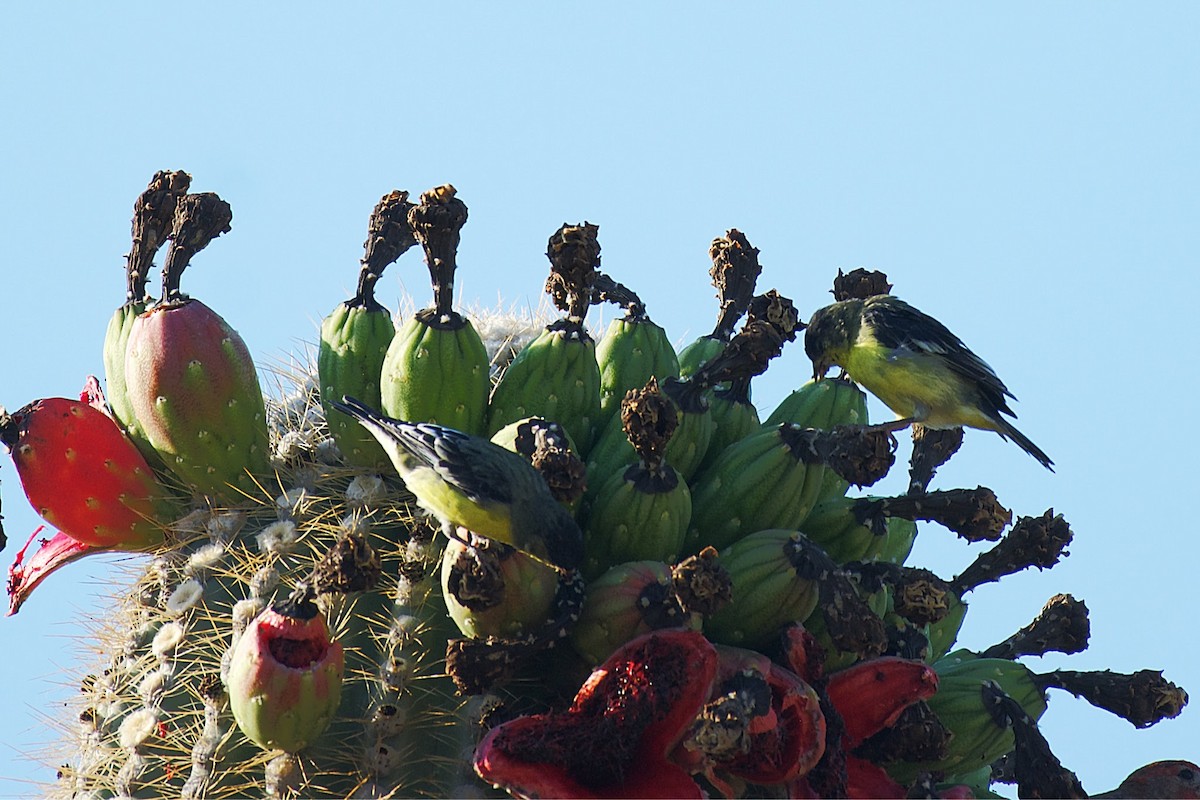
[863,296,1017,414]
[392,422,517,505]
[331,397,519,505]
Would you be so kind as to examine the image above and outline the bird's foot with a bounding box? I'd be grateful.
[862,418,917,434]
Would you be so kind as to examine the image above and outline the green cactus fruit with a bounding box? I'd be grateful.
[487,324,601,453]
[684,424,824,555]
[875,516,919,565]
[104,304,147,440]
[587,376,714,482]
[704,530,823,649]
[488,415,587,516]
[764,377,869,504]
[104,170,192,459]
[488,222,606,452]
[700,385,760,471]
[580,463,692,580]
[123,192,271,502]
[570,560,704,666]
[321,304,398,467]
[889,651,1047,782]
[677,335,725,379]
[440,536,559,639]
[490,416,579,460]
[227,590,345,753]
[799,495,890,565]
[0,391,174,550]
[763,377,869,429]
[381,312,491,434]
[595,314,680,426]
[320,190,414,467]
[579,378,691,578]
[378,186,491,436]
[125,297,271,501]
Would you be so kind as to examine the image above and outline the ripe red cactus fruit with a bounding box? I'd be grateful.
[7,526,94,616]
[0,389,172,550]
[473,629,718,799]
[778,622,826,684]
[678,645,826,788]
[826,656,940,747]
[845,754,906,799]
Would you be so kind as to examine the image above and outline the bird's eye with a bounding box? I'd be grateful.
[1180,768,1195,781]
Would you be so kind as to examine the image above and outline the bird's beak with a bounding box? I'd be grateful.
[812,358,830,381]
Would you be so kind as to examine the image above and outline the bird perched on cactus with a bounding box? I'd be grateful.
[804,295,1053,470]
[332,396,584,572]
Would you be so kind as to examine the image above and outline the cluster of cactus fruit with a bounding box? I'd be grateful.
[0,171,1193,799]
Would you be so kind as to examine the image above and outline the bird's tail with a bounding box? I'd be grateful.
[330,396,433,472]
[996,418,1054,472]
[330,395,380,426]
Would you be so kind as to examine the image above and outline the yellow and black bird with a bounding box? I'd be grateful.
[804,295,1053,471]
[332,396,584,570]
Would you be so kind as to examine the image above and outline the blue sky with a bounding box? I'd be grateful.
[2,4,1197,796]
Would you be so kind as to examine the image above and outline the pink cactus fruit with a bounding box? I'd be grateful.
[226,595,345,753]
[123,296,270,501]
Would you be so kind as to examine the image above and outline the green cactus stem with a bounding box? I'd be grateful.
[906,424,964,495]
[708,230,764,341]
[980,593,1090,660]
[160,193,233,301]
[1031,669,1189,729]
[354,190,416,312]
[126,170,193,305]
[544,221,601,328]
[950,509,1073,597]
[409,184,468,326]
[864,487,1012,543]
[981,681,1085,799]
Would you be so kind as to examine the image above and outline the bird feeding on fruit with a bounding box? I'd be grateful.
[332,396,585,571]
[804,295,1053,471]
